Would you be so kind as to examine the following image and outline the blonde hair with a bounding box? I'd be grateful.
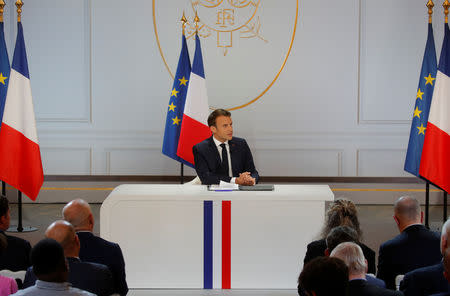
[321,198,362,240]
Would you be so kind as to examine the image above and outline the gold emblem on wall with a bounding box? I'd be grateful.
[185,0,267,56]
[153,0,298,111]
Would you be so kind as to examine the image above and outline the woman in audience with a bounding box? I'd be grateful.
[303,198,376,274]
[0,233,18,296]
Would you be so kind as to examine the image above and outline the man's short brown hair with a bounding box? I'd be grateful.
[207,109,231,127]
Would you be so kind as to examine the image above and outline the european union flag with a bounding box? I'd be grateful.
[162,34,193,167]
[404,23,437,176]
[0,21,10,124]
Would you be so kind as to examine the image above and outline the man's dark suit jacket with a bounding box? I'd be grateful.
[0,231,31,271]
[77,231,128,295]
[400,262,450,296]
[349,279,404,296]
[377,224,442,290]
[23,257,114,296]
[193,136,259,185]
[303,239,377,274]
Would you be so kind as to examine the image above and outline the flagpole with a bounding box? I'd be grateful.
[0,1,4,199]
[6,0,37,233]
[179,12,188,185]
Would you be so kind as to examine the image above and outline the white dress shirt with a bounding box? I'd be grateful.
[212,136,235,183]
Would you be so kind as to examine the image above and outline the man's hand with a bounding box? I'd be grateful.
[235,172,256,186]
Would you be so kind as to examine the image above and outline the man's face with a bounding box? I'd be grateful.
[211,115,233,142]
[0,209,10,230]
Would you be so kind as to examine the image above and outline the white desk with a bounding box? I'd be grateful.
[100,184,334,289]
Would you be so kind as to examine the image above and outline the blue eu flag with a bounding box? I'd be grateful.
[404,23,437,176]
[162,34,193,167]
[0,22,10,124]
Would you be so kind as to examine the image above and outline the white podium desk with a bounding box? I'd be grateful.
[100,184,334,289]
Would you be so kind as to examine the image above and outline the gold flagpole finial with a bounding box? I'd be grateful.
[427,0,435,23]
[15,0,23,23]
[444,0,450,23]
[194,10,200,34]
[181,11,187,36]
[0,0,5,23]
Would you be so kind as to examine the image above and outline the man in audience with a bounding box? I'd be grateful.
[63,198,128,295]
[23,220,114,296]
[13,238,95,295]
[377,196,441,289]
[430,247,450,296]
[298,256,349,296]
[331,242,403,296]
[0,196,31,271]
[326,226,385,288]
[400,219,450,296]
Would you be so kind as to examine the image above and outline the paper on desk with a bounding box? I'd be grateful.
[209,181,239,191]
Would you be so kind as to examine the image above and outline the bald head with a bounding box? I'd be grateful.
[441,219,450,254]
[62,199,94,231]
[45,220,79,257]
[394,196,422,231]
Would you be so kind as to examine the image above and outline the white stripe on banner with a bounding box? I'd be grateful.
[2,69,38,143]
[213,201,222,288]
[184,72,209,125]
[428,70,450,135]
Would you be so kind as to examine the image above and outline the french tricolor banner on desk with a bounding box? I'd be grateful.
[203,200,231,289]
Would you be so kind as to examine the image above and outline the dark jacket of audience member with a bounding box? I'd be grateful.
[400,262,449,296]
[23,257,114,296]
[298,256,349,296]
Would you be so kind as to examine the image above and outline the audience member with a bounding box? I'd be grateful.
[303,198,376,273]
[0,197,31,271]
[63,198,128,295]
[23,220,114,296]
[0,233,17,296]
[298,256,349,296]
[12,238,94,295]
[400,218,450,296]
[429,247,450,296]
[377,196,441,289]
[326,226,386,288]
[331,242,403,296]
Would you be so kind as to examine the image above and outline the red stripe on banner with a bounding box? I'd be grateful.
[0,123,43,200]
[177,114,211,165]
[222,200,231,289]
[420,122,450,192]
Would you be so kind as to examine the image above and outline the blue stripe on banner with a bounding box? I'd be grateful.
[203,200,213,289]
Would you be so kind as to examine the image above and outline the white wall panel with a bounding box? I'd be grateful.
[41,147,92,175]
[357,149,410,177]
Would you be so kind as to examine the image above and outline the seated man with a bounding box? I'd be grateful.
[331,242,403,296]
[377,196,441,289]
[193,109,259,185]
[0,196,31,271]
[298,256,349,296]
[23,220,114,296]
[400,218,450,296]
[430,247,450,296]
[63,199,128,296]
[13,238,95,296]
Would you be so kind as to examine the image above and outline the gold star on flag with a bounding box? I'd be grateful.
[413,106,422,118]
[172,116,181,125]
[0,73,7,85]
[424,73,436,85]
[417,124,426,135]
[171,88,179,97]
[179,76,188,86]
[416,88,424,100]
[168,102,176,112]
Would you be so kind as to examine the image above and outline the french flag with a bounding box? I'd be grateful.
[0,22,43,201]
[420,22,450,193]
[177,34,211,165]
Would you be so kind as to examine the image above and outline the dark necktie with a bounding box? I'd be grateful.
[220,143,229,177]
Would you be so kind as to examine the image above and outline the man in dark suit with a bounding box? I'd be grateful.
[0,196,31,271]
[430,245,450,296]
[23,220,114,296]
[63,199,128,295]
[377,196,442,290]
[400,218,450,296]
[193,109,259,185]
[331,242,403,296]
